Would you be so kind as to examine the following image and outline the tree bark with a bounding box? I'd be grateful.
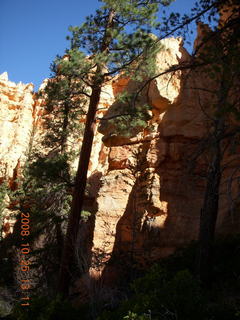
[197,100,225,286]
[197,63,229,285]
[198,142,221,286]
[58,83,102,296]
[58,8,116,298]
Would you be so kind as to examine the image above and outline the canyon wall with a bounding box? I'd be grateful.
[0,72,35,183]
[0,73,35,236]
[0,33,239,273]
[86,36,240,273]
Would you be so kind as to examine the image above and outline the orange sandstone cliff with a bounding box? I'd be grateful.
[0,33,239,274]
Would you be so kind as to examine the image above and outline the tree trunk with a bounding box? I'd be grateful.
[58,8,116,297]
[58,83,102,296]
[197,135,222,286]
[197,64,229,285]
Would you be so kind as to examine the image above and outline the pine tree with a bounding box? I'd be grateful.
[58,0,173,297]
[0,182,9,240]
[39,55,88,155]
[6,51,91,292]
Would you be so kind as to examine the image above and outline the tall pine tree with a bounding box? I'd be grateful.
[58,0,172,297]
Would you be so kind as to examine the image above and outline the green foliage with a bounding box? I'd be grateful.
[81,210,92,222]
[99,266,204,320]
[12,295,83,320]
[99,236,240,320]
[14,40,90,291]
[37,60,86,153]
[7,153,73,291]
[0,182,8,212]
[107,104,152,138]
[28,153,71,184]
[0,182,9,239]
[64,0,167,134]
[68,0,162,60]
[126,268,204,320]
[123,311,151,320]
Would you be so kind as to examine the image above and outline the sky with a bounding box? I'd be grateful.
[0,0,197,91]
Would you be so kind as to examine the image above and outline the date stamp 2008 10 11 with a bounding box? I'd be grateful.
[19,211,31,307]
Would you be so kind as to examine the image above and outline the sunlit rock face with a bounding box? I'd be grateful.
[0,72,115,181]
[0,73,34,237]
[0,72,36,183]
[91,37,198,265]
[98,37,190,147]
